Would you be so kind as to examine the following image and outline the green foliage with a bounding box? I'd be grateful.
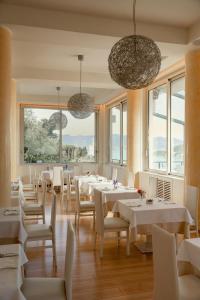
[24,109,88,163]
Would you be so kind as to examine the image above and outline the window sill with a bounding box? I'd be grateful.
[142,170,184,181]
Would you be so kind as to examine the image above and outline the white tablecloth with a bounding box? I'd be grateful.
[113,199,193,239]
[0,244,28,300]
[178,238,200,271]
[0,207,27,243]
[100,187,139,205]
[75,175,107,194]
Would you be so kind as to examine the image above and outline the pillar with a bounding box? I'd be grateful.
[127,89,143,187]
[0,26,11,207]
[11,79,17,181]
[185,49,200,187]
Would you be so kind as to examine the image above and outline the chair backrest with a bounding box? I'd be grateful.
[50,193,56,233]
[41,180,47,206]
[64,220,75,300]
[152,225,179,300]
[74,179,80,212]
[74,166,80,176]
[185,185,199,224]
[60,169,64,193]
[53,166,63,186]
[94,189,104,235]
[112,167,118,181]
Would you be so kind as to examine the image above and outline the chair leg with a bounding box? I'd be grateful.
[126,230,130,256]
[93,232,97,250]
[93,211,95,231]
[43,208,45,224]
[117,232,120,248]
[52,236,57,270]
[100,235,104,258]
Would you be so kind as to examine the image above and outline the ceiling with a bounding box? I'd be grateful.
[1,0,200,105]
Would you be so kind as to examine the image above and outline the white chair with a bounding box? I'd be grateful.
[185,185,199,237]
[25,194,57,268]
[152,224,200,300]
[67,174,76,205]
[94,189,130,258]
[22,220,75,300]
[74,179,95,229]
[23,180,47,224]
[53,166,63,187]
[60,170,70,211]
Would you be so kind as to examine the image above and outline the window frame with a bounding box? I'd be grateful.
[146,73,185,177]
[109,100,128,166]
[20,105,98,164]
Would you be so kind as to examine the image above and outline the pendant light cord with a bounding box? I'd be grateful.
[80,58,82,95]
[132,0,136,35]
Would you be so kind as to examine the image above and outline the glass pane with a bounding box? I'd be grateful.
[170,77,185,174]
[111,106,120,163]
[24,108,60,163]
[62,111,95,162]
[122,102,127,164]
[149,85,167,171]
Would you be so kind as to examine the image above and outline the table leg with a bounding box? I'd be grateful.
[134,234,153,253]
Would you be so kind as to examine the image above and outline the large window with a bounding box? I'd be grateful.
[23,107,96,163]
[110,102,127,165]
[148,76,185,175]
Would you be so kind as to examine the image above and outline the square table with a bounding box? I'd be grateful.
[113,198,193,252]
[96,187,140,210]
[0,243,28,300]
[0,207,27,244]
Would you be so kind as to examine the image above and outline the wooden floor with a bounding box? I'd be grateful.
[25,194,154,300]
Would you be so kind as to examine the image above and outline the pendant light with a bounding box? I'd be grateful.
[108,0,161,90]
[68,55,94,119]
[49,87,68,129]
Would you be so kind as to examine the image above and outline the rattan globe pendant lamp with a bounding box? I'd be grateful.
[68,55,94,119]
[108,0,161,90]
[49,87,68,129]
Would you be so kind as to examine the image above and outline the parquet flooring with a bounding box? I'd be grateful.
[25,194,154,300]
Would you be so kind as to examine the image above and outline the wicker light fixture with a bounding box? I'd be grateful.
[68,55,94,119]
[108,0,161,90]
[49,87,68,130]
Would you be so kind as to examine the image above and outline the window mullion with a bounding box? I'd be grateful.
[120,103,123,166]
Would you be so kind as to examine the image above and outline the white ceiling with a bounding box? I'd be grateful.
[2,0,200,27]
[1,0,200,104]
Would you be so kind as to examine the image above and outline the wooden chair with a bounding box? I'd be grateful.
[22,220,75,300]
[23,180,47,224]
[152,224,200,300]
[185,185,199,237]
[94,189,130,258]
[23,179,39,203]
[24,193,57,268]
[74,179,95,230]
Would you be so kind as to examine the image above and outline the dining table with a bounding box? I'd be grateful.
[0,243,28,300]
[113,198,193,253]
[75,175,107,194]
[95,186,140,210]
[0,207,27,244]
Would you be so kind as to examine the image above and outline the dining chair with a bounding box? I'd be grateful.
[60,170,70,211]
[22,220,75,300]
[67,173,76,205]
[23,180,47,224]
[94,189,130,258]
[152,224,200,300]
[185,185,199,237]
[24,193,57,268]
[74,179,95,230]
[23,178,39,203]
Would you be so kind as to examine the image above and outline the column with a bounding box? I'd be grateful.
[0,26,11,207]
[11,79,17,181]
[127,89,144,187]
[185,49,200,187]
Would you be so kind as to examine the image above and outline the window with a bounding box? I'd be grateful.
[149,85,167,171]
[23,107,96,163]
[110,101,127,165]
[148,76,185,175]
[170,77,185,174]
